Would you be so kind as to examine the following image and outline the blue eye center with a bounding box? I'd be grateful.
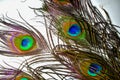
[68,24,81,36]
[21,38,30,47]
[88,63,102,76]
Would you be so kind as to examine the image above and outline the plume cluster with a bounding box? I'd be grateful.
[0,0,119,80]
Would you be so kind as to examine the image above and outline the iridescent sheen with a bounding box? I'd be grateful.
[20,36,34,51]
[88,63,102,76]
[61,16,86,40]
[14,35,35,51]
[68,24,81,36]
[7,33,38,55]
[20,77,29,80]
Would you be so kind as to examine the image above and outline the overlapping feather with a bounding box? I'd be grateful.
[33,0,120,79]
[0,0,119,80]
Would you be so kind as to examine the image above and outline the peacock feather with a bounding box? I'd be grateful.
[0,15,49,56]
[32,0,120,80]
[52,45,120,80]
[40,0,120,57]
[0,0,119,80]
[18,52,78,80]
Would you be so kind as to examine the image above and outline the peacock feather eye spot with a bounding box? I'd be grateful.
[61,16,86,40]
[68,24,81,37]
[88,63,102,76]
[13,34,36,52]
